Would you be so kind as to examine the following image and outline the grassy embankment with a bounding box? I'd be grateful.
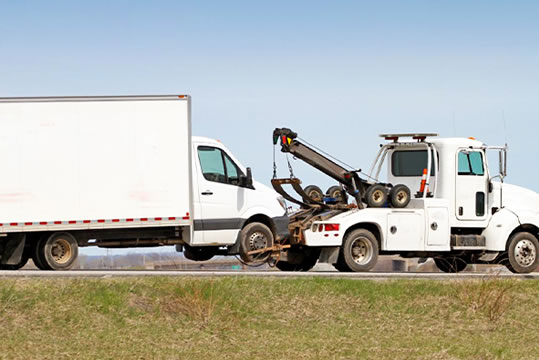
[0,276,537,359]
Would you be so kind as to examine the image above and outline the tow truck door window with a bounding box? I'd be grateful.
[455,150,487,221]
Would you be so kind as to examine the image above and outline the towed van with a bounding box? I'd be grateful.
[0,95,288,270]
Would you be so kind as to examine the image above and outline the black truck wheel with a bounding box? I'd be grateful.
[336,229,379,272]
[35,232,78,270]
[304,185,324,202]
[326,185,347,204]
[365,184,387,208]
[183,245,216,262]
[506,232,538,273]
[389,184,411,208]
[239,222,274,263]
[433,257,468,273]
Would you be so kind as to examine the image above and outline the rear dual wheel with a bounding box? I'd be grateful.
[33,232,78,270]
[334,229,379,272]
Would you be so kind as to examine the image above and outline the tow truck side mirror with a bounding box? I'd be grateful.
[240,167,254,189]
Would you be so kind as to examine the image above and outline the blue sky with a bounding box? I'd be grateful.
[1,1,539,256]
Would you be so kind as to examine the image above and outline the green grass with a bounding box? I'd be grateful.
[0,276,537,359]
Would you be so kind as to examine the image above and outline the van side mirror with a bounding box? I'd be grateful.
[240,167,254,188]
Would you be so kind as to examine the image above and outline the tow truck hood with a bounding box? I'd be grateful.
[501,183,539,214]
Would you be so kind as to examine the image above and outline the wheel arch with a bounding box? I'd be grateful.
[342,222,383,248]
[228,213,275,255]
[506,224,539,250]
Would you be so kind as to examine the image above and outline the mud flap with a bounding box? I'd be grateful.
[0,234,26,265]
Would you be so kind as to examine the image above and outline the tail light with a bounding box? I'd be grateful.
[324,224,340,231]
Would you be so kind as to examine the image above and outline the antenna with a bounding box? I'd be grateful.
[502,110,507,144]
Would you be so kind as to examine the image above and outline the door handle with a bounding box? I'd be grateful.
[201,191,213,196]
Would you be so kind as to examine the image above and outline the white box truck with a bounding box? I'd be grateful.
[0,95,288,270]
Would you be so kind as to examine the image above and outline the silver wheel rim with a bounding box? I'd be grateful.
[350,236,373,265]
[514,239,536,267]
[309,191,322,201]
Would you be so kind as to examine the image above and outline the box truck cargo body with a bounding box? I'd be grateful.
[0,96,288,270]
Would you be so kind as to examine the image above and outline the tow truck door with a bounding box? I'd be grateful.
[455,149,488,221]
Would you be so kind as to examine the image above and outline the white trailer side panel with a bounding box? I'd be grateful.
[0,96,191,231]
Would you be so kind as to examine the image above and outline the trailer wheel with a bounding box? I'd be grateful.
[326,185,347,204]
[337,229,379,272]
[183,245,215,262]
[506,232,538,273]
[389,184,411,208]
[365,184,387,208]
[275,248,320,272]
[35,233,78,270]
[239,222,274,263]
[433,257,468,273]
[0,253,30,270]
[304,185,324,202]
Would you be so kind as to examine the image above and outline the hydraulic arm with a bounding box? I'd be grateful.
[272,128,369,207]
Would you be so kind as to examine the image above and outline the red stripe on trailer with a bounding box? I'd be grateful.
[140,218,148,221]
[126,218,133,222]
[54,221,62,224]
[154,217,162,221]
[112,219,120,223]
[168,217,176,220]
[40,221,48,225]
[24,222,32,225]
[10,223,18,226]
[83,220,91,224]
[182,216,189,220]
[97,219,105,223]
[68,220,76,224]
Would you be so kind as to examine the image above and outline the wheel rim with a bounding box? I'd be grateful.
[349,236,373,265]
[248,231,269,261]
[309,191,322,201]
[396,190,408,204]
[372,190,384,203]
[50,238,73,264]
[514,239,536,267]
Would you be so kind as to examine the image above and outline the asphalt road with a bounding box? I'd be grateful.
[0,270,537,280]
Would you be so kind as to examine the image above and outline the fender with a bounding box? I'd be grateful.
[481,208,539,251]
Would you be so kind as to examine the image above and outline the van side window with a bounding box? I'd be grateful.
[198,147,227,183]
[197,146,244,185]
[224,153,241,185]
[458,151,484,176]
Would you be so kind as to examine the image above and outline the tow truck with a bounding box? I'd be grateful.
[271,128,538,273]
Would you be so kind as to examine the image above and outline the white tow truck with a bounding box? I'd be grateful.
[271,129,538,273]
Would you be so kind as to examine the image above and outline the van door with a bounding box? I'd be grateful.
[455,149,488,221]
[192,145,246,245]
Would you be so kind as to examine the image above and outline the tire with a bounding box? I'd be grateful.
[275,261,303,271]
[276,248,320,272]
[336,229,379,272]
[326,185,347,204]
[239,222,274,263]
[389,184,411,208]
[434,257,468,273]
[365,184,387,208]
[506,232,538,273]
[183,245,216,262]
[35,233,78,270]
[0,253,30,270]
[304,185,324,203]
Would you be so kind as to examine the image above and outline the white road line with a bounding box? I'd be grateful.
[0,270,537,280]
